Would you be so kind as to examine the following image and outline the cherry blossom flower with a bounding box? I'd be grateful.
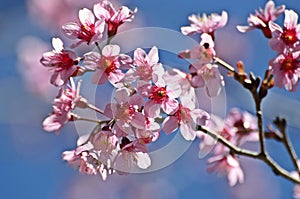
[207,154,244,186]
[178,33,216,65]
[163,68,196,109]
[114,137,151,172]
[237,0,285,38]
[224,108,258,146]
[189,63,224,98]
[123,46,164,85]
[138,81,180,118]
[43,79,85,134]
[63,136,116,180]
[135,117,160,144]
[269,51,300,91]
[62,8,105,47]
[62,143,98,175]
[93,0,137,37]
[104,88,145,137]
[40,38,79,87]
[162,104,210,141]
[181,11,228,39]
[178,33,223,97]
[84,45,132,85]
[269,10,300,53]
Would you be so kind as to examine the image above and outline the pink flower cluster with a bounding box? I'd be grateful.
[198,108,258,186]
[269,10,300,91]
[237,1,300,92]
[55,45,211,178]
[179,26,225,98]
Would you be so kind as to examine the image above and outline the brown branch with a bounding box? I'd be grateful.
[253,94,266,155]
[197,125,259,159]
[274,117,300,177]
[213,57,266,155]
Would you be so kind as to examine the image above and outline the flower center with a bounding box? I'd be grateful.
[281,53,298,72]
[281,28,298,45]
[56,53,74,71]
[105,60,118,74]
[174,105,191,124]
[149,86,168,103]
[79,24,95,43]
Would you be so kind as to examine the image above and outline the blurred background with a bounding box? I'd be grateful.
[1,0,300,198]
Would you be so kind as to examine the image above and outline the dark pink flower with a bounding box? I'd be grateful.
[93,1,137,37]
[269,51,300,91]
[269,10,300,53]
[181,11,228,39]
[207,154,244,186]
[237,0,285,38]
[84,45,132,86]
[40,38,79,87]
[62,8,105,47]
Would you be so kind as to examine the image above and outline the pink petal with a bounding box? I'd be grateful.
[93,3,111,20]
[144,100,161,118]
[62,22,81,39]
[52,38,64,52]
[108,69,124,85]
[162,99,178,114]
[92,69,107,85]
[136,152,151,169]
[134,48,147,66]
[181,26,199,35]
[104,103,117,118]
[180,123,196,141]
[102,45,120,57]
[129,94,144,107]
[115,88,130,104]
[285,10,298,30]
[83,51,100,70]
[79,8,95,26]
[147,46,159,65]
[162,116,179,134]
[131,112,146,129]
[236,25,254,33]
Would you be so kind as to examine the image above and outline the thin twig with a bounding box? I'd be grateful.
[95,42,102,54]
[253,95,266,155]
[281,123,300,177]
[213,57,235,72]
[76,117,103,124]
[197,125,259,159]
[87,103,104,114]
[197,125,300,184]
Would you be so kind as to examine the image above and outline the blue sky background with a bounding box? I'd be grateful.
[1,0,300,198]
